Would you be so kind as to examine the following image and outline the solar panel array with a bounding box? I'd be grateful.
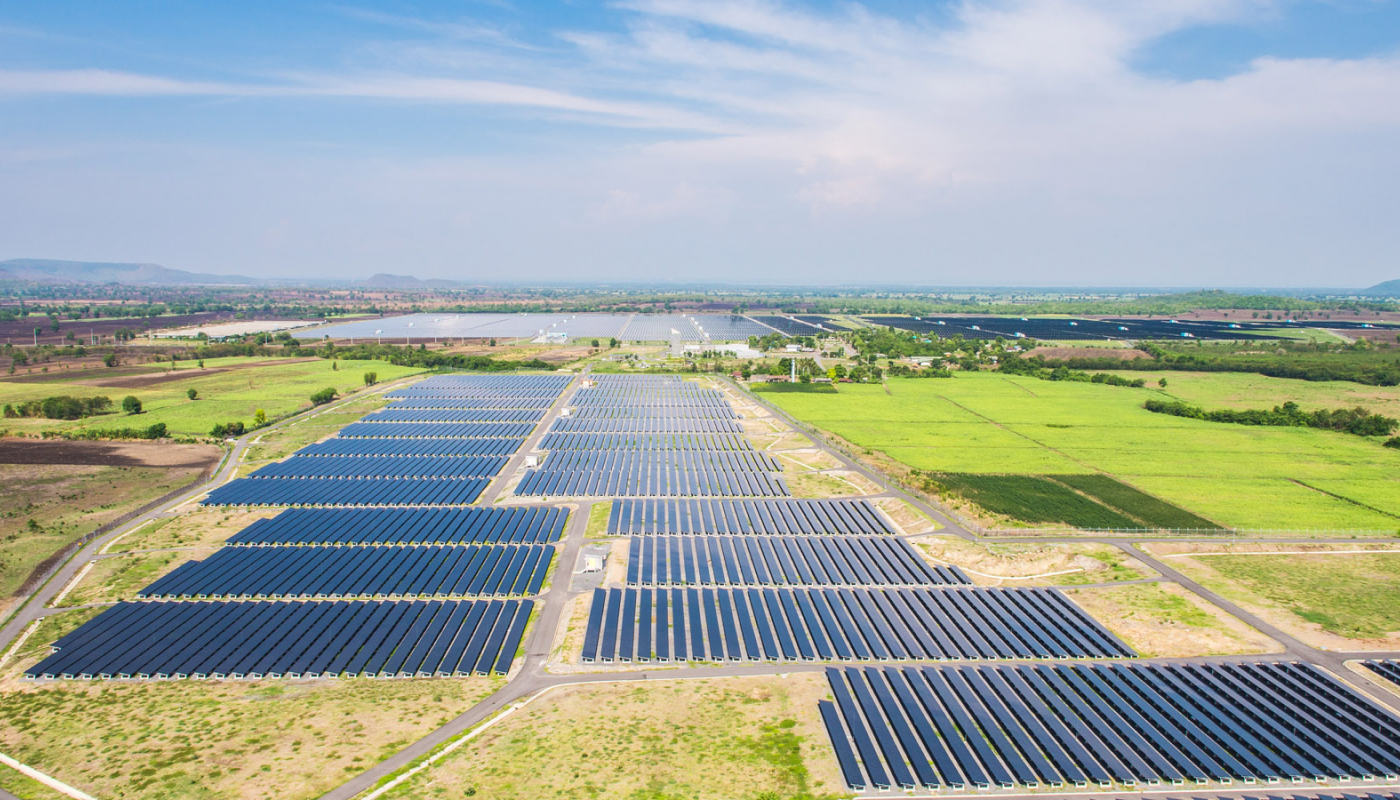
[608,499,895,535]
[823,663,1400,791]
[517,375,790,498]
[228,507,567,546]
[205,374,568,508]
[749,315,826,335]
[29,376,569,681]
[28,599,532,680]
[859,315,1400,342]
[621,314,704,341]
[626,535,967,587]
[1364,660,1400,687]
[581,587,1129,663]
[687,314,781,340]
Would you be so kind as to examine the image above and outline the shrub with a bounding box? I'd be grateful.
[122,395,142,415]
[310,387,338,406]
[253,408,267,426]
[211,421,246,438]
[186,388,198,401]
[103,354,118,368]
[363,371,377,386]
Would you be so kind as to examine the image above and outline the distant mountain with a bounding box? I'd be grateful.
[357,273,467,290]
[0,258,260,286]
[1366,279,1400,297]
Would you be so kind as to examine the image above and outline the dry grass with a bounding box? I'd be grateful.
[786,470,878,499]
[584,502,612,539]
[916,538,1154,586]
[0,609,501,800]
[874,498,940,535]
[104,509,281,553]
[1066,582,1280,657]
[379,674,848,800]
[773,448,843,472]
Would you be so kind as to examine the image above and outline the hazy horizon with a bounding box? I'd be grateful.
[2,1,1398,287]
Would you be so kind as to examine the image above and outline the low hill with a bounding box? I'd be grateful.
[1365,279,1400,297]
[358,273,467,290]
[0,258,259,286]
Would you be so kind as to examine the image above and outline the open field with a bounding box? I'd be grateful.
[0,455,214,619]
[1113,370,1400,420]
[53,548,210,607]
[378,674,847,800]
[0,608,501,800]
[1065,582,1281,657]
[1144,543,1400,649]
[916,538,1153,586]
[756,373,1400,530]
[0,357,423,438]
[104,509,281,553]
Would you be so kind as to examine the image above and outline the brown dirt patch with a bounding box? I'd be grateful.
[0,439,220,468]
[1027,347,1151,361]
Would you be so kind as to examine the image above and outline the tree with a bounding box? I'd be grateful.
[332,360,338,371]
[310,387,338,405]
[364,371,377,386]
[103,353,118,368]
[253,408,267,426]
[1158,378,1168,388]
[122,395,142,415]
[609,338,618,348]
[197,360,205,368]
[590,339,600,348]
[187,388,199,401]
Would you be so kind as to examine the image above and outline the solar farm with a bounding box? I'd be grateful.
[8,366,1400,800]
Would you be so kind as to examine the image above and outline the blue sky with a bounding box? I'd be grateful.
[1,0,1398,287]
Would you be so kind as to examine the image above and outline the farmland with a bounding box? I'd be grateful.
[755,373,1400,530]
[0,357,423,438]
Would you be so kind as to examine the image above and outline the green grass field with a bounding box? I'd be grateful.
[0,358,422,438]
[756,373,1400,530]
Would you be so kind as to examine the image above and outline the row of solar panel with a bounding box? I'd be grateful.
[385,397,556,409]
[548,418,744,434]
[228,507,568,547]
[626,535,965,587]
[203,477,487,507]
[1365,660,1400,687]
[822,663,1400,791]
[749,315,826,335]
[298,438,524,457]
[539,433,756,452]
[387,388,565,398]
[27,599,532,680]
[569,393,732,408]
[387,374,572,391]
[563,406,735,419]
[138,544,553,600]
[608,499,895,535]
[580,587,1130,663]
[687,315,779,339]
[364,409,545,423]
[541,449,780,472]
[249,455,508,480]
[516,468,788,498]
[338,421,537,439]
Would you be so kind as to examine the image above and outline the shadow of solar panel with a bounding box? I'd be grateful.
[1365,660,1400,688]
[27,599,534,680]
[580,586,1130,664]
[823,663,1400,791]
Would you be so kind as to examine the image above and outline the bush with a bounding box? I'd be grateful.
[310,387,338,406]
[1385,437,1400,450]
[122,395,142,415]
[1145,399,1398,437]
[8,395,114,420]
[364,371,377,386]
[253,408,267,426]
[103,354,118,368]
[186,388,198,401]
[211,421,246,437]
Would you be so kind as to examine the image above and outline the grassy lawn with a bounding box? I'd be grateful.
[0,463,209,618]
[0,609,502,800]
[756,373,1400,530]
[0,357,422,438]
[916,539,1152,586]
[1160,548,1400,645]
[379,675,847,800]
[1065,583,1279,657]
[584,502,611,538]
